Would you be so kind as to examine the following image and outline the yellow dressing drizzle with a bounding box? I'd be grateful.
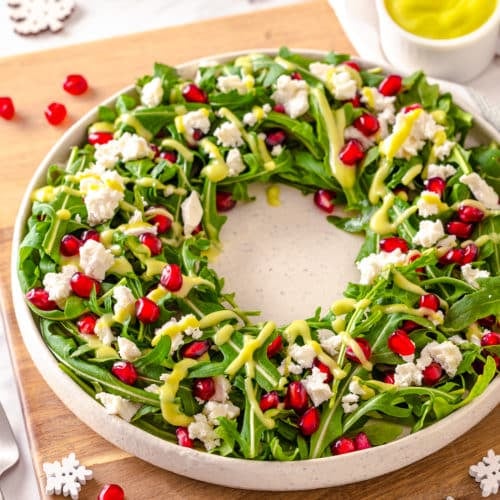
[56,208,71,220]
[401,164,423,185]
[116,114,153,141]
[199,309,239,329]
[160,138,194,162]
[88,121,115,134]
[380,108,422,160]
[339,330,373,371]
[214,324,235,346]
[370,192,395,234]
[152,314,199,346]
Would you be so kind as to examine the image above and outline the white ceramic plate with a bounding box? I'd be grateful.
[11,49,500,491]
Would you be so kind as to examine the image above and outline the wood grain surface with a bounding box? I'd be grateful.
[0,1,498,498]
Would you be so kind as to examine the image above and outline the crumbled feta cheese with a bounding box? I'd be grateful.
[271,74,309,118]
[203,400,240,425]
[79,240,115,280]
[181,109,211,142]
[317,330,343,357]
[43,265,78,302]
[344,125,375,149]
[94,141,121,169]
[188,413,220,450]
[434,140,455,161]
[460,173,500,209]
[302,367,332,407]
[226,148,246,177]
[213,121,244,148]
[181,190,203,236]
[430,310,445,326]
[243,111,258,127]
[461,264,490,288]
[94,316,116,345]
[210,375,231,403]
[348,379,366,396]
[216,74,253,95]
[117,133,154,162]
[170,333,184,353]
[416,190,442,217]
[144,384,160,394]
[141,77,164,108]
[262,103,272,113]
[436,235,457,249]
[308,62,332,82]
[331,69,357,101]
[278,359,303,375]
[95,392,140,422]
[112,285,135,323]
[356,248,407,285]
[427,163,456,180]
[394,362,423,387]
[185,326,203,339]
[416,340,462,377]
[449,335,467,345]
[412,220,445,248]
[120,210,157,236]
[117,336,141,362]
[377,106,396,139]
[360,86,396,112]
[341,393,359,413]
[289,343,316,369]
[271,145,283,157]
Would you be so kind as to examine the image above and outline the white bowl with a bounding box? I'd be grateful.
[375,0,500,83]
[11,49,500,491]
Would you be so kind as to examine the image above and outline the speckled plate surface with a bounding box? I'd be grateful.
[11,50,500,490]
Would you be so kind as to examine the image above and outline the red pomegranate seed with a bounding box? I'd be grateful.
[446,220,474,239]
[0,97,15,120]
[182,83,208,103]
[88,131,114,145]
[135,297,160,324]
[291,71,303,80]
[343,60,361,72]
[458,205,484,223]
[63,74,88,95]
[422,362,443,386]
[70,272,100,298]
[401,320,419,333]
[59,234,82,256]
[160,263,183,292]
[149,143,160,158]
[383,372,395,384]
[313,358,333,383]
[331,436,356,455]
[299,407,320,436]
[176,427,194,448]
[25,288,58,311]
[191,223,203,235]
[265,129,287,147]
[439,248,463,266]
[139,232,162,256]
[388,329,415,356]
[313,189,335,214]
[349,94,361,107]
[273,103,286,113]
[76,313,98,335]
[419,293,440,311]
[379,236,408,253]
[191,128,205,141]
[98,483,125,500]
[378,74,402,96]
[259,391,280,412]
[481,332,500,346]
[353,113,380,136]
[460,243,478,264]
[425,177,446,197]
[216,191,237,212]
[111,360,138,385]
[345,338,371,364]
[267,335,283,358]
[478,315,497,329]
[193,377,215,401]
[81,229,100,242]
[159,150,178,163]
[44,102,67,125]
[354,432,372,450]
[181,340,211,359]
[339,139,365,165]
[403,103,422,113]
[151,213,172,233]
[285,381,309,413]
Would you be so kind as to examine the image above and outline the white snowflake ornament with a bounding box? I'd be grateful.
[7,0,75,35]
[469,449,500,497]
[43,452,93,500]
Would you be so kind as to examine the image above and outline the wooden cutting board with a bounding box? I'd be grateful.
[0,1,498,498]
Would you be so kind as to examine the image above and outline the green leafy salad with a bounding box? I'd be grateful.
[18,48,500,460]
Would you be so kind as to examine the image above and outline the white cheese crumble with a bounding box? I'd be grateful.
[216,74,253,95]
[210,375,231,403]
[436,235,457,250]
[412,219,445,248]
[360,86,396,113]
[341,393,359,414]
[460,173,500,209]
[243,111,258,127]
[461,264,490,288]
[427,163,456,180]
[302,367,332,407]
[226,148,246,177]
[416,340,462,377]
[120,210,157,236]
[95,132,154,166]
[271,74,309,118]
[181,109,211,143]
[79,239,115,281]
[112,285,135,323]
[94,316,116,345]
[95,392,140,422]
[317,330,342,357]
[213,121,244,148]
[271,145,283,157]
[203,400,240,425]
[117,336,141,362]
[416,190,442,217]
[181,190,203,236]
[344,125,375,149]
[309,63,358,101]
[394,362,423,387]
[289,343,316,369]
[43,265,78,303]
[188,413,220,450]
[185,326,203,339]
[144,384,160,394]
[356,248,407,285]
[278,359,303,375]
[434,140,455,161]
[449,335,467,346]
[141,77,164,108]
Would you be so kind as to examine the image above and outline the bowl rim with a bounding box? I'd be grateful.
[10,48,500,491]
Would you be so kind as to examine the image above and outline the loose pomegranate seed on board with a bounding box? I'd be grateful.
[59,234,81,256]
[313,189,335,213]
[339,139,365,165]
[135,297,160,324]
[181,340,211,359]
[266,335,283,358]
[25,288,58,311]
[44,102,67,125]
[216,191,237,212]
[182,83,208,103]
[139,232,162,256]
[63,74,88,95]
[70,272,101,298]
[378,74,402,96]
[176,427,194,448]
[88,131,114,145]
[379,236,408,253]
[345,338,372,364]
[457,205,484,223]
[419,293,440,311]
[331,436,356,455]
[446,220,474,239]
[299,407,320,436]
[0,97,15,120]
[111,360,138,385]
[422,362,443,386]
[259,391,280,412]
[388,329,415,356]
[285,381,308,413]
[76,313,98,335]
[353,113,380,136]
[160,263,183,292]
[193,377,215,401]
[98,483,125,500]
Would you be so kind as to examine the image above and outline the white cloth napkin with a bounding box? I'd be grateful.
[329,0,500,130]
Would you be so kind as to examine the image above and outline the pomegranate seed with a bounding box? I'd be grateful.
[44,102,67,125]
[339,139,365,165]
[149,143,160,158]
[419,293,440,311]
[159,150,178,163]
[446,220,474,239]
[25,288,58,311]
[478,315,497,329]
[481,332,500,346]
[460,243,478,264]
[403,103,422,113]
[81,229,100,242]
[265,129,287,147]
[181,340,211,359]
[193,377,215,401]
[425,177,446,197]
[349,94,361,107]
[343,60,360,72]
[139,232,162,256]
[191,128,205,141]
[439,248,463,266]
[151,214,172,233]
[458,205,484,223]
[401,320,419,333]
[111,360,138,385]
[216,191,237,212]
[273,103,286,113]
[379,236,408,253]
[388,329,415,356]
[63,74,88,95]
[313,189,335,214]
[191,223,203,235]
[259,391,280,412]
[353,113,380,136]
[88,131,114,145]
[383,372,395,384]
[285,381,308,413]
[345,338,372,364]
[266,335,283,358]
[378,74,402,96]
[160,263,183,292]
[59,234,82,256]
[422,362,443,386]
[76,313,98,335]
[0,97,15,120]
[182,83,208,103]
[299,407,320,436]
[354,432,372,450]
[98,483,125,500]
[176,427,194,448]
[291,71,303,80]
[70,272,100,298]
[313,358,333,383]
[331,436,356,455]
[135,297,160,324]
